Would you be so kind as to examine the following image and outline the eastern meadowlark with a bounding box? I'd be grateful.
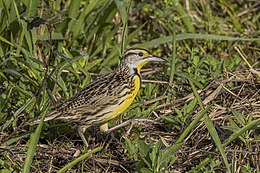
[29,48,163,147]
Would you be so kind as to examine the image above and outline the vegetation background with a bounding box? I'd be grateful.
[0,0,259,172]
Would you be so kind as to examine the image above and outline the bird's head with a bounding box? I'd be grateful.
[120,48,164,74]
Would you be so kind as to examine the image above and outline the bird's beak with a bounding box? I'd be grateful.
[147,55,164,62]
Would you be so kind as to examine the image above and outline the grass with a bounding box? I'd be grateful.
[0,0,259,172]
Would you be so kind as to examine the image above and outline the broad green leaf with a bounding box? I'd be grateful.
[150,139,162,169]
[138,140,150,158]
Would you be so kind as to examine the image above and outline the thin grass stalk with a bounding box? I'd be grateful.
[120,0,131,54]
[167,24,176,103]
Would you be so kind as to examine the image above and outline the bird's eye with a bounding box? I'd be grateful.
[138,52,143,57]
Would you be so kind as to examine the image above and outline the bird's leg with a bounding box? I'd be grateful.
[99,123,114,148]
[77,126,89,149]
[105,118,156,134]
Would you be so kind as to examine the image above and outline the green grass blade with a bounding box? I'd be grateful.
[188,157,213,172]
[204,115,231,172]
[73,0,99,37]
[57,146,103,173]
[189,80,231,173]
[68,0,81,32]
[0,36,14,46]
[176,33,258,41]
[169,33,176,86]
[223,118,260,147]
[114,0,128,25]
[0,86,12,113]
[0,97,36,132]
[101,22,146,67]
[3,132,31,146]
[164,106,210,154]
[23,110,47,173]
[12,0,21,24]
[26,0,39,16]
[167,23,177,103]
[136,34,259,48]
[115,0,130,54]
[172,0,195,33]
[37,33,64,40]
[176,106,210,146]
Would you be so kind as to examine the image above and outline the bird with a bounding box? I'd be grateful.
[28,48,164,148]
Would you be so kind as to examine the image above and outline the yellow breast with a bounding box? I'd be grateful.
[103,75,141,122]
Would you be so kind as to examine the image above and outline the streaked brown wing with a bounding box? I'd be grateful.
[48,71,128,122]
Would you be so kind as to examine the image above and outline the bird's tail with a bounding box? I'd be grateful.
[26,110,62,126]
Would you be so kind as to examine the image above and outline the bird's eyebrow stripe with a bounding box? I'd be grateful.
[140,50,152,56]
